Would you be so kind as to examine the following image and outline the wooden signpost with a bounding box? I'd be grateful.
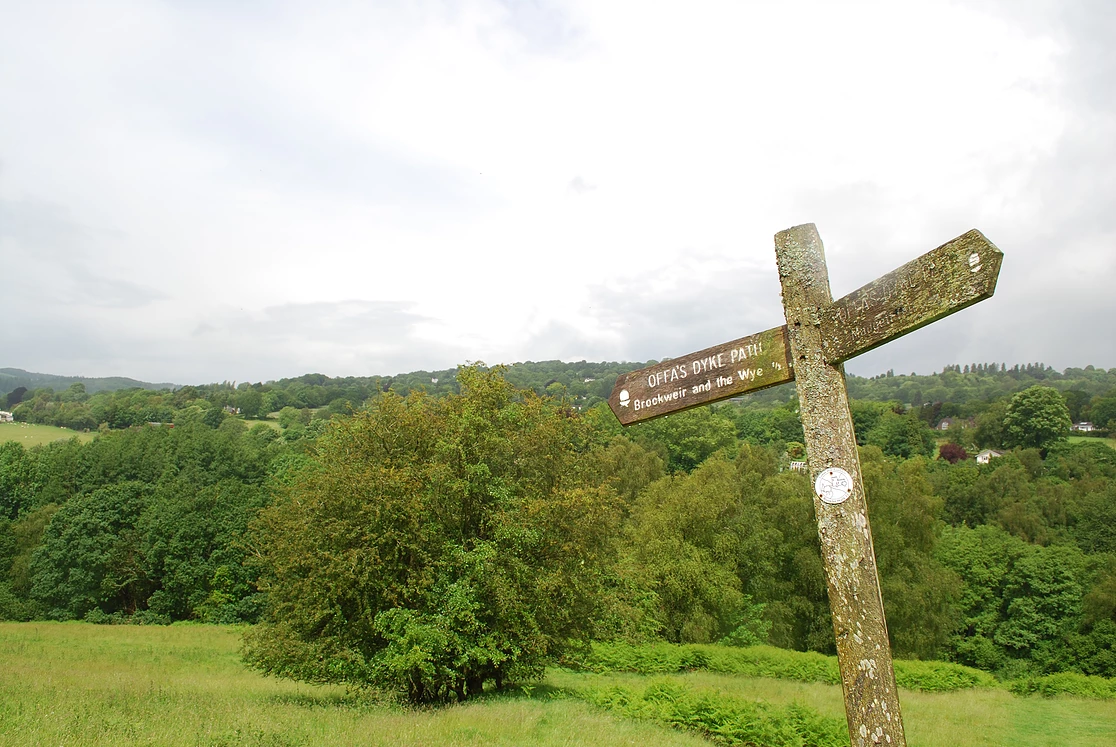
[608,224,1003,746]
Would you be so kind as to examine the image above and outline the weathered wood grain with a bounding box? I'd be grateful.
[823,229,1003,364]
[607,326,792,425]
[777,223,906,747]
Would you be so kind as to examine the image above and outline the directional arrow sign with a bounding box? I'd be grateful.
[821,229,1003,364]
[608,325,792,425]
[608,229,1002,425]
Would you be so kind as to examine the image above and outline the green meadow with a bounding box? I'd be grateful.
[1067,434,1116,450]
[0,422,95,447]
[241,417,282,431]
[2,623,1115,747]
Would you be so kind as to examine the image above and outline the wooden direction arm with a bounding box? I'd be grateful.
[607,326,792,425]
[822,229,1003,364]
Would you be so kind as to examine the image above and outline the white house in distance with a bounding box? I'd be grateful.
[1072,422,1096,432]
[975,449,1005,464]
[0,411,13,423]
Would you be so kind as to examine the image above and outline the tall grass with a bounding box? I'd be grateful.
[550,669,1116,747]
[4,623,1116,746]
[0,622,706,747]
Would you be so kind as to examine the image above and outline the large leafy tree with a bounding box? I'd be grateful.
[628,407,737,472]
[244,366,621,703]
[864,410,936,459]
[141,478,268,623]
[623,454,747,643]
[734,448,832,654]
[937,524,1089,674]
[1003,385,1072,453]
[0,442,32,520]
[28,482,152,618]
[1090,394,1116,431]
[858,448,959,659]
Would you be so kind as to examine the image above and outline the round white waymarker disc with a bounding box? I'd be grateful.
[815,467,853,505]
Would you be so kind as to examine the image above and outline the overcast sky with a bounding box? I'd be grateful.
[1,0,1113,385]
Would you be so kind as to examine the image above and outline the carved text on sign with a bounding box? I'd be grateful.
[609,326,792,424]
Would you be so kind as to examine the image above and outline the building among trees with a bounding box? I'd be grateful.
[975,448,1005,464]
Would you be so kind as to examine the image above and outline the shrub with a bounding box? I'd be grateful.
[571,642,841,685]
[578,679,847,746]
[938,443,968,464]
[245,366,621,703]
[574,641,998,693]
[892,658,997,692]
[0,581,40,621]
[1008,672,1116,699]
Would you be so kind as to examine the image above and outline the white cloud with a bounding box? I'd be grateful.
[0,0,1112,383]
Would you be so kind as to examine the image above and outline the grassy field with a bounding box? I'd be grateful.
[2,624,1116,746]
[550,670,1116,747]
[1068,435,1116,450]
[241,418,282,431]
[0,422,95,447]
[0,623,706,747]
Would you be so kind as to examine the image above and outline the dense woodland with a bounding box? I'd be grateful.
[2,360,1116,698]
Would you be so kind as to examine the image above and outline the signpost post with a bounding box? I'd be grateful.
[608,224,1003,746]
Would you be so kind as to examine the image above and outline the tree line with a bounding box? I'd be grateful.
[1,361,1115,702]
[5,360,1115,434]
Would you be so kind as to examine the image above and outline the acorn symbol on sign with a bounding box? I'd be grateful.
[619,390,630,407]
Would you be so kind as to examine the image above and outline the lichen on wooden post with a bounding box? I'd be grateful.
[776,223,906,747]
[604,221,1003,745]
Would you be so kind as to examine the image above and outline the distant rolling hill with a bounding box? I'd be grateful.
[0,367,177,395]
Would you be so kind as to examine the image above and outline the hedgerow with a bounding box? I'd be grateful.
[571,642,997,693]
[1008,672,1116,700]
